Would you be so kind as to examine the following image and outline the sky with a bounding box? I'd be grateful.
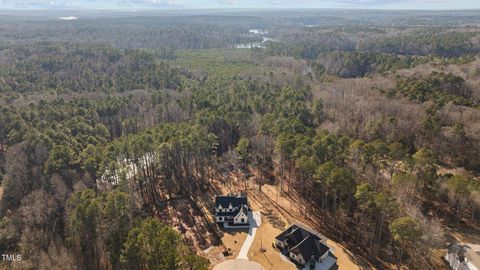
[0,0,479,10]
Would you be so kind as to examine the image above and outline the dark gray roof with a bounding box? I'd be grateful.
[290,236,330,262]
[216,211,235,217]
[286,227,309,248]
[235,204,249,217]
[217,204,249,217]
[276,223,326,242]
[215,193,248,208]
[276,224,296,241]
[276,223,331,265]
[448,243,480,267]
[448,244,464,255]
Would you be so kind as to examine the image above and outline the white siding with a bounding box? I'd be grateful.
[445,252,477,270]
[234,212,248,224]
[297,254,305,265]
[275,239,284,248]
[290,252,304,265]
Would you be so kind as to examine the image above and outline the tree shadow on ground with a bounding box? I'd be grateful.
[261,208,286,230]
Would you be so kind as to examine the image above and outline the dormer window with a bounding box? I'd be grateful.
[215,194,249,227]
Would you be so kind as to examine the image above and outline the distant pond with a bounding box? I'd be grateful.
[234,29,274,49]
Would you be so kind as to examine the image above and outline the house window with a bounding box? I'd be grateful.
[241,218,245,223]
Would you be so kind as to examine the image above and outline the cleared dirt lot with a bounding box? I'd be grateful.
[208,170,371,270]
[221,229,247,258]
[248,183,370,270]
[248,221,297,270]
[213,259,265,270]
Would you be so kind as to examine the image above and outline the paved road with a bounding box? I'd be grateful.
[236,211,261,260]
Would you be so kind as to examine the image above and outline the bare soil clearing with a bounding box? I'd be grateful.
[248,221,297,270]
[248,183,370,270]
[194,169,387,269]
[220,230,247,258]
[213,259,265,270]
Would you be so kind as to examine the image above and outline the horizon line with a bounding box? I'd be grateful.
[0,7,479,12]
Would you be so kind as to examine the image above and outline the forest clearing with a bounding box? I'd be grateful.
[1,8,480,270]
[201,168,367,270]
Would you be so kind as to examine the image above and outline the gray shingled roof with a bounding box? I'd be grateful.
[215,193,248,209]
[235,204,249,217]
[276,223,332,265]
[276,223,326,242]
[290,235,330,262]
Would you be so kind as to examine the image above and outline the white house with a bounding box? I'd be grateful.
[275,223,337,270]
[446,243,480,270]
[214,192,250,227]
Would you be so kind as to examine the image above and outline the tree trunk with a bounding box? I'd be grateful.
[397,247,403,270]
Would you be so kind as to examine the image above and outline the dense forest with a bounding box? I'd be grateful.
[0,10,479,270]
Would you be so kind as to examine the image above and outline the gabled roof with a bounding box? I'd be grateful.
[290,235,330,262]
[217,204,249,218]
[285,227,308,248]
[449,243,480,268]
[276,223,332,265]
[235,204,249,218]
[276,224,296,241]
[215,192,248,208]
[276,223,326,243]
